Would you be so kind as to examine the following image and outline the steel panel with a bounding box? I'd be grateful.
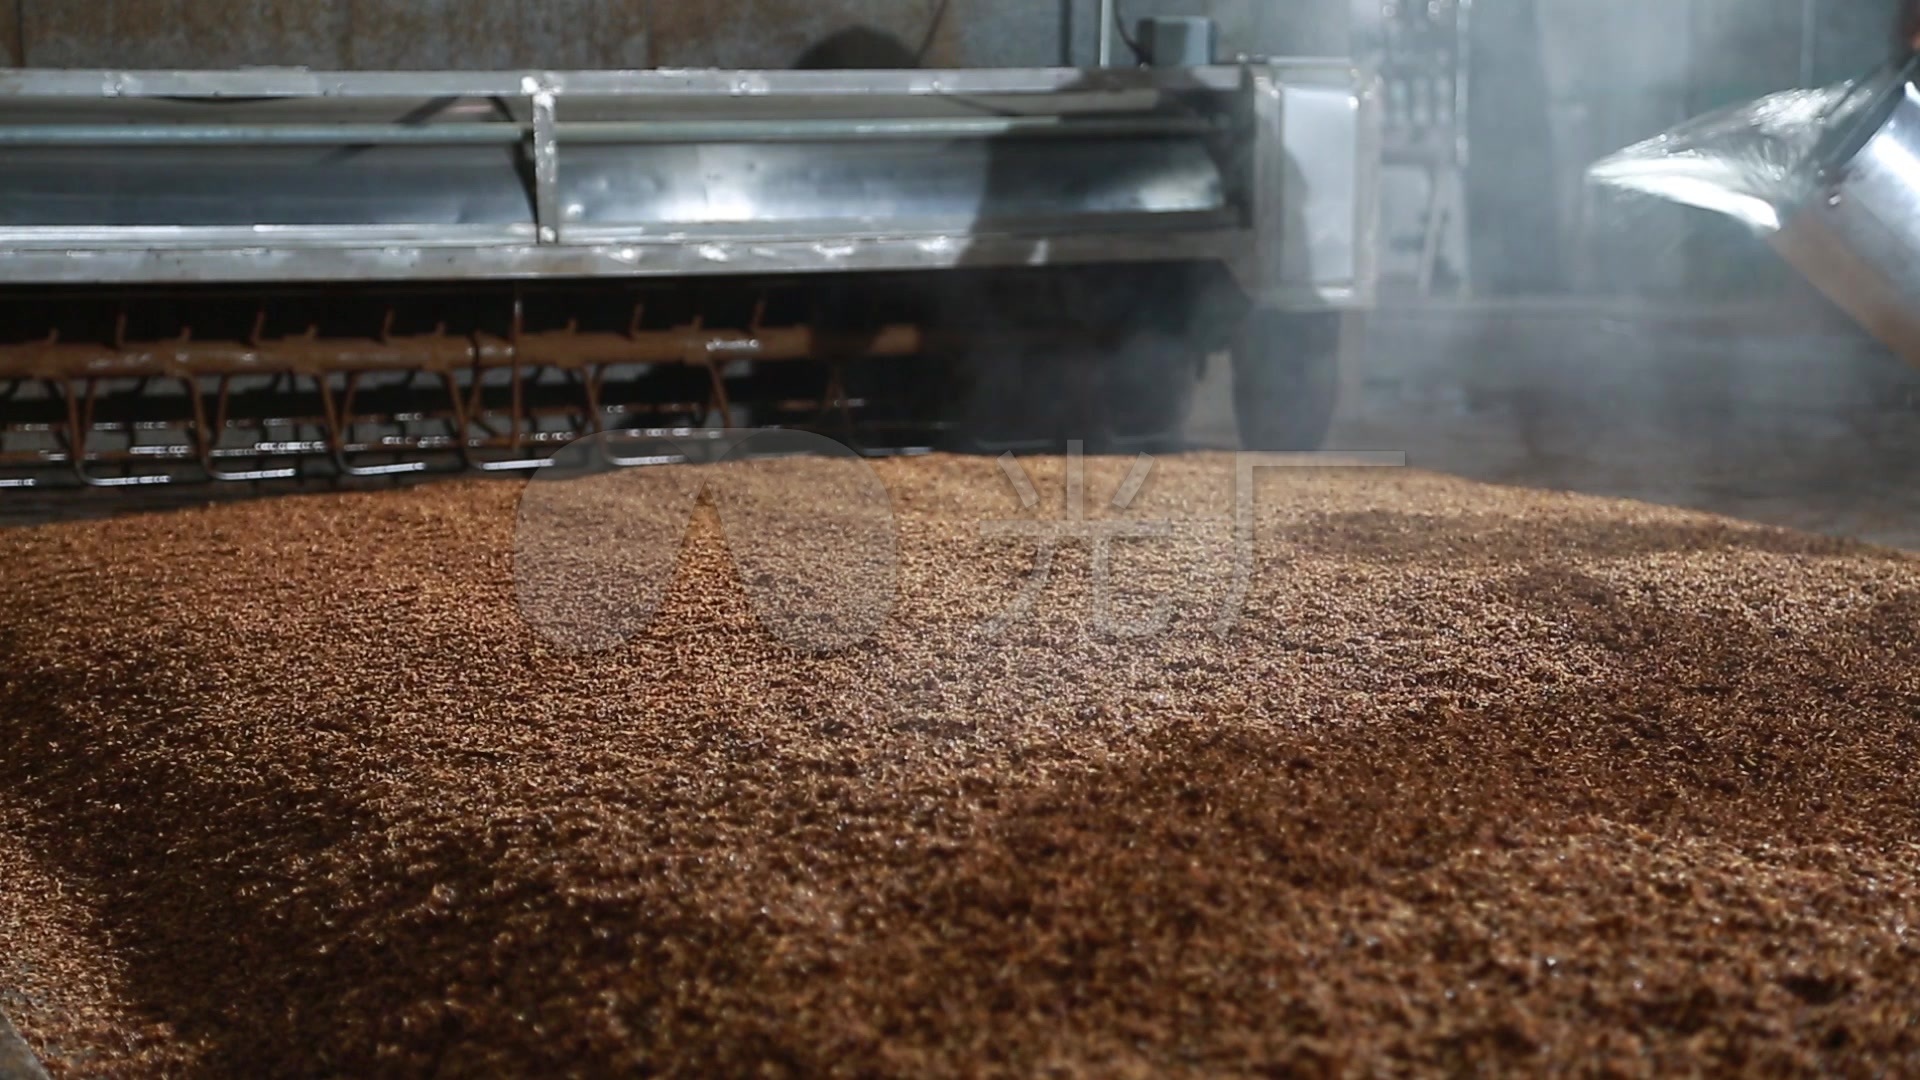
[0,61,1375,311]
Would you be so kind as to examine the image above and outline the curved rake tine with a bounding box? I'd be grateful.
[195,374,297,483]
[470,358,553,472]
[600,433,688,469]
[580,366,605,435]
[65,377,174,488]
[316,371,425,478]
[437,367,475,471]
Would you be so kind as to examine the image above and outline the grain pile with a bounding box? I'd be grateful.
[4,452,1920,1076]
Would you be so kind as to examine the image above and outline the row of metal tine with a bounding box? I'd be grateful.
[0,299,919,487]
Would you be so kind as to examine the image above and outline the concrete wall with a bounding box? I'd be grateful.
[0,0,1349,70]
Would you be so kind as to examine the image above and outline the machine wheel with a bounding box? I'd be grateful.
[949,338,1203,454]
[1231,309,1343,451]
[1105,331,1202,450]
[947,342,1077,453]
[942,266,1219,454]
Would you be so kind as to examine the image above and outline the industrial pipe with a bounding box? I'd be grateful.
[1769,58,1920,372]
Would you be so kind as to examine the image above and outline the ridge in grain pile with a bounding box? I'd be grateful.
[4,452,1920,1075]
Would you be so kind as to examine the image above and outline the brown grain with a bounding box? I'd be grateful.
[3,452,1920,1076]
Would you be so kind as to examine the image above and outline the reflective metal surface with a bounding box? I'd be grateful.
[1772,62,1920,369]
[0,63,1378,310]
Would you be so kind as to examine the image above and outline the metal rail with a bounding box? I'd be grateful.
[0,115,1222,148]
[0,66,1249,98]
